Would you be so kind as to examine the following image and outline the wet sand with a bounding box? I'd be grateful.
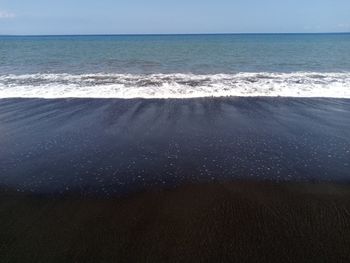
[1,181,350,262]
[0,97,349,195]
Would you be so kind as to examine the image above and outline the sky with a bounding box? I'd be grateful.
[0,0,350,35]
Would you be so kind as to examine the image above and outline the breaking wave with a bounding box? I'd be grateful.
[0,72,349,99]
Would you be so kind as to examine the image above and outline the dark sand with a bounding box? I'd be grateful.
[1,181,350,262]
[0,98,349,195]
[0,98,350,262]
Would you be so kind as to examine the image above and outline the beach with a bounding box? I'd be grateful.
[1,181,350,262]
[1,33,350,262]
[1,97,349,195]
[0,97,349,261]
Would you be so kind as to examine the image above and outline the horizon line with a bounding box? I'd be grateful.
[1,32,350,37]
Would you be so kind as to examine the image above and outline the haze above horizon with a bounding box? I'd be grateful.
[0,0,349,35]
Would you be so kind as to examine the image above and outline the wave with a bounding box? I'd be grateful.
[0,72,349,99]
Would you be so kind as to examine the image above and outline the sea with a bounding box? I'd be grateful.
[0,33,350,99]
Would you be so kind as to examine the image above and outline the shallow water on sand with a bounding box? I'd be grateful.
[0,98,349,196]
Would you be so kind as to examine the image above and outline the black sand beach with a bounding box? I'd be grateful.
[0,97,349,195]
[0,97,350,262]
[1,182,350,262]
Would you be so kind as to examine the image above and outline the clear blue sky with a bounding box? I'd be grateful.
[0,0,350,35]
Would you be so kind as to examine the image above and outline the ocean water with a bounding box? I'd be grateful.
[0,33,350,98]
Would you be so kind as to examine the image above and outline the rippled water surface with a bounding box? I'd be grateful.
[0,34,350,98]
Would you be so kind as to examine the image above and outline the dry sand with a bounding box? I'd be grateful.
[1,181,350,262]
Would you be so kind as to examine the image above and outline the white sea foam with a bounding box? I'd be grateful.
[0,72,349,99]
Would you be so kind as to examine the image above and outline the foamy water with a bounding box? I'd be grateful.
[0,72,349,99]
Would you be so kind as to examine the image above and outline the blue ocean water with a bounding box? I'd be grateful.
[0,33,350,98]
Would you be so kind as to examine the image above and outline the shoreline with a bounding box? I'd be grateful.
[1,72,350,99]
[1,96,350,100]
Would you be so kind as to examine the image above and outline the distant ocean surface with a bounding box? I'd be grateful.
[0,33,350,98]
